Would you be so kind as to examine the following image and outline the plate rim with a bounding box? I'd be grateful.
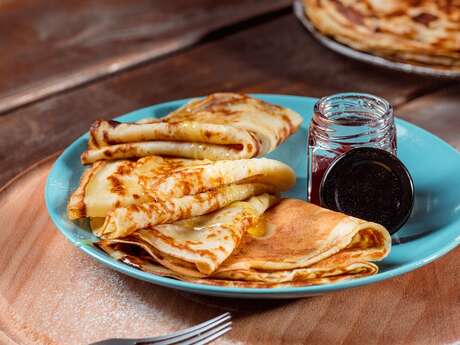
[45,93,460,296]
[293,0,460,79]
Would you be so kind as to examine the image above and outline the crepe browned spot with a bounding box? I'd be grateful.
[81,93,302,164]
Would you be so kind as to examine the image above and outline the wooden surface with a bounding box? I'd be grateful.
[0,0,289,113]
[1,4,460,345]
[0,156,458,345]
[396,83,460,149]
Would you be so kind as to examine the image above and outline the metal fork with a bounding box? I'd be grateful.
[89,312,232,345]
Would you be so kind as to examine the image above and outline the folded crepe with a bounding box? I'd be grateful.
[97,183,274,239]
[138,156,297,200]
[68,156,211,219]
[99,198,391,287]
[99,194,278,276]
[67,156,296,239]
[81,93,303,164]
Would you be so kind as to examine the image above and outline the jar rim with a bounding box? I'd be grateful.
[314,92,392,125]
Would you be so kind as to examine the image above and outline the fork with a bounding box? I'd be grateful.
[89,312,232,345]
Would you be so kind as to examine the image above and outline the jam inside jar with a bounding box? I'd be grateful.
[307,93,397,205]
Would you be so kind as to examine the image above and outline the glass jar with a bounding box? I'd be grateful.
[307,93,396,205]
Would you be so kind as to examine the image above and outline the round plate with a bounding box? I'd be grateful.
[293,0,460,79]
[45,94,460,298]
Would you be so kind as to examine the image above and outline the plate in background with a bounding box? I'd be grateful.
[293,0,460,79]
[45,94,460,298]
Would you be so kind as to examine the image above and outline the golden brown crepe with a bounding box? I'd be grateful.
[304,0,460,70]
[68,156,295,239]
[81,93,302,164]
[67,156,296,216]
[99,194,278,276]
[98,183,274,239]
[99,199,391,286]
[67,160,147,220]
[138,156,297,200]
[101,246,378,288]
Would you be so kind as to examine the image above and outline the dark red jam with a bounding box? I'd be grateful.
[308,154,330,206]
[308,141,355,205]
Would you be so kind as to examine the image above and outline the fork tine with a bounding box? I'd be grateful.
[149,321,231,345]
[136,312,231,345]
[189,326,232,345]
[173,322,232,345]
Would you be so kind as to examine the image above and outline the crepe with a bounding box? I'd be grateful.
[67,156,212,219]
[99,194,278,276]
[67,156,295,239]
[81,93,303,164]
[98,183,274,239]
[101,247,379,287]
[304,0,460,70]
[67,160,147,220]
[138,156,296,200]
[100,199,391,286]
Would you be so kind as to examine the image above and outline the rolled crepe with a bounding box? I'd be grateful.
[81,93,302,164]
[99,199,391,286]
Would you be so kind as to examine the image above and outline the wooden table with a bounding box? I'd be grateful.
[1,1,459,344]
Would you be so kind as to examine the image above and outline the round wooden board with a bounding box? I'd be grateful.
[1,155,459,345]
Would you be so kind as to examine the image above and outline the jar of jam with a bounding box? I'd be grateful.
[307,93,397,205]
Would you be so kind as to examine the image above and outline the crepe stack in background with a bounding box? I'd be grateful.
[68,92,391,287]
[303,0,460,70]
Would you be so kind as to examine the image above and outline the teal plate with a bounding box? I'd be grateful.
[45,95,460,299]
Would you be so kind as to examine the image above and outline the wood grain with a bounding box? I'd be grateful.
[0,156,459,345]
[0,13,455,186]
[0,0,289,113]
[396,83,460,150]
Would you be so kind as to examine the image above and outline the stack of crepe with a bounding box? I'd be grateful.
[68,92,391,287]
[99,199,391,287]
[304,0,460,71]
